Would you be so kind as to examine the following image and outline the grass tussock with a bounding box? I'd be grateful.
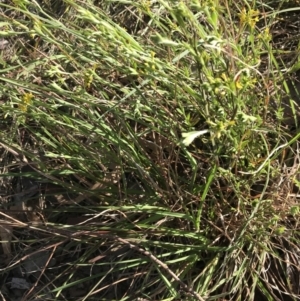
[0,0,299,300]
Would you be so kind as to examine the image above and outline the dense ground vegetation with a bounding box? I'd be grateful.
[0,0,299,300]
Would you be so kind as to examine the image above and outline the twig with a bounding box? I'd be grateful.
[239,142,288,175]
[22,245,57,301]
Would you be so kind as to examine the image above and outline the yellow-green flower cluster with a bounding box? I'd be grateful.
[239,8,259,29]
[19,92,33,112]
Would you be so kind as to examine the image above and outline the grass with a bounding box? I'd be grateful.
[0,0,299,300]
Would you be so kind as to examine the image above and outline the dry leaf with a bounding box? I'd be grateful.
[11,278,31,290]
[0,39,8,49]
